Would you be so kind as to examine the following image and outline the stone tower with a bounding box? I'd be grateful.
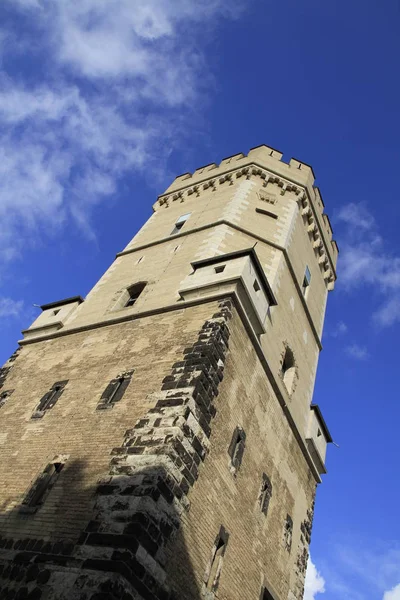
[0,145,337,600]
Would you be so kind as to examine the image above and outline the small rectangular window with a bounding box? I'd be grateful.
[302,266,311,297]
[215,265,225,274]
[260,585,274,600]
[21,457,66,512]
[171,213,191,235]
[32,380,68,419]
[283,514,293,551]
[259,473,272,515]
[256,207,278,220]
[125,282,146,307]
[228,427,246,474]
[97,370,134,410]
[204,526,229,594]
[0,389,14,409]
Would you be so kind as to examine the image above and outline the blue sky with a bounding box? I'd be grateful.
[0,1,399,598]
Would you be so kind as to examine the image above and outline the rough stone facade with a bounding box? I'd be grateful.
[0,145,336,600]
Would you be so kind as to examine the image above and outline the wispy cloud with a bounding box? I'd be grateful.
[384,584,400,600]
[311,540,400,600]
[0,297,23,319]
[0,0,243,262]
[337,202,400,327]
[330,320,348,337]
[304,557,326,600]
[345,344,369,360]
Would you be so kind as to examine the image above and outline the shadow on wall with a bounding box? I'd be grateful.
[0,299,234,599]
[0,458,204,600]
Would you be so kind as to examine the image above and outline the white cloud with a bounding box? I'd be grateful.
[0,297,23,319]
[337,202,400,327]
[0,0,242,262]
[330,320,348,337]
[337,202,375,232]
[335,540,400,593]
[345,344,369,360]
[384,584,400,600]
[304,557,326,600]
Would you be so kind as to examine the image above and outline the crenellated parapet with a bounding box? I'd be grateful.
[154,145,338,289]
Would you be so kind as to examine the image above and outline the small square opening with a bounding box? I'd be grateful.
[253,279,261,292]
[215,265,226,274]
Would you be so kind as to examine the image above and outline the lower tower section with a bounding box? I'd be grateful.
[0,297,317,600]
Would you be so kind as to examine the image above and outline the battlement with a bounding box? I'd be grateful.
[163,144,315,194]
[156,144,338,273]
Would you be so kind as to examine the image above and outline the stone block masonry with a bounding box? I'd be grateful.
[0,300,237,599]
[0,145,335,600]
[0,298,316,600]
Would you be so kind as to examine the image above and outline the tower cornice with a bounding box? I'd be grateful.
[153,148,337,284]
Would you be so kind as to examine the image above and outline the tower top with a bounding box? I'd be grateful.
[154,144,338,279]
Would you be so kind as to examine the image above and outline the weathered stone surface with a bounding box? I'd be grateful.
[0,149,336,600]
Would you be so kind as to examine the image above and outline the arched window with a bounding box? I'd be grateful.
[125,282,147,307]
[281,347,296,394]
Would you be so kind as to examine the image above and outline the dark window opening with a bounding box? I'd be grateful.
[256,207,278,220]
[260,586,274,600]
[283,514,293,551]
[228,427,246,473]
[0,389,14,409]
[282,348,294,375]
[32,380,68,419]
[302,265,311,297]
[171,213,191,236]
[97,370,134,410]
[259,473,272,515]
[125,282,146,307]
[53,309,60,316]
[281,347,296,394]
[253,279,261,292]
[205,526,229,593]
[21,459,65,511]
[215,265,226,274]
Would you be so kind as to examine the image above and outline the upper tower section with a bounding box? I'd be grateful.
[123,144,337,282]
[20,144,336,468]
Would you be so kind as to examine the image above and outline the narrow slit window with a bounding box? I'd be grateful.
[283,514,293,551]
[0,389,14,409]
[256,207,278,219]
[204,526,229,594]
[302,265,311,297]
[125,282,146,307]
[170,213,191,235]
[281,347,296,394]
[259,473,272,515]
[97,370,134,410]
[21,458,66,512]
[215,265,226,274]
[228,427,246,474]
[32,380,68,419]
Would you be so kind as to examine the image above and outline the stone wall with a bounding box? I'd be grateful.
[0,299,316,600]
